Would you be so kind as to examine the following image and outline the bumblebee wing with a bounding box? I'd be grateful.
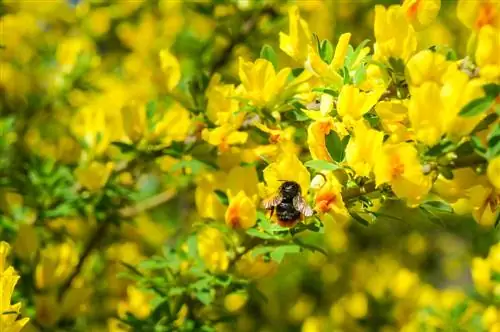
[261,195,282,209]
[293,195,314,217]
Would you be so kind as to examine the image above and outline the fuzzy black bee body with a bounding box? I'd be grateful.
[262,181,314,227]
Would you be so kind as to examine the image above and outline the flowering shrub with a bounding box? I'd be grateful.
[0,0,499,331]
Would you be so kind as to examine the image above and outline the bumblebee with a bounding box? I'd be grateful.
[262,181,314,227]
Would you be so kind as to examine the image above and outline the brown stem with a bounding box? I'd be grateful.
[341,181,377,201]
[57,220,109,300]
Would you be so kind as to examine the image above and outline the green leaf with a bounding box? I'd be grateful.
[421,201,453,213]
[349,211,370,226]
[291,68,304,77]
[246,228,275,240]
[260,44,278,70]
[353,64,367,85]
[459,97,494,117]
[426,140,454,156]
[471,113,498,134]
[270,244,301,263]
[146,100,157,121]
[483,83,500,98]
[293,238,328,256]
[151,299,172,321]
[320,39,334,64]
[487,123,500,158]
[111,141,135,153]
[450,300,468,321]
[213,189,229,206]
[345,39,370,69]
[325,131,346,162]
[304,159,340,171]
[419,206,445,227]
[195,290,213,305]
[137,259,170,270]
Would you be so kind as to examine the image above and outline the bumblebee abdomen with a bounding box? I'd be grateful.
[276,202,301,222]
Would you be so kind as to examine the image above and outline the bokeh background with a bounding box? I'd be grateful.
[1,0,499,331]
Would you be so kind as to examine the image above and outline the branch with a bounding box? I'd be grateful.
[58,220,109,300]
[119,189,176,218]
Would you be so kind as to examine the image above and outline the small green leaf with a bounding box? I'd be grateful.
[419,206,445,227]
[353,64,367,85]
[270,244,301,263]
[450,300,468,321]
[291,68,304,77]
[421,201,453,213]
[320,39,334,64]
[246,228,275,240]
[293,238,327,256]
[195,290,213,305]
[214,189,229,206]
[325,131,346,162]
[349,211,370,226]
[304,159,340,171]
[260,44,278,70]
[459,97,494,117]
[111,141,135,153]
[483,83,500,98]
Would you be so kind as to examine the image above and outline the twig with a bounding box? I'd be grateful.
[58,220,109,300]
[119,189,176,218]
[57,189,177,301]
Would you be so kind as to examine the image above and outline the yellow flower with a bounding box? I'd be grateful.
[472,257,492,295]
[235,251,277,279]
[159,49,181,91]
[202,124,248,152]
[345,120,384,177]
[56,36,94,74]
[35,242,78,290]
[476,25,500,80]
[405,50,450,88]
[374,143,431,205]
[402,0,441,30]
[225,191,257,229]
[154,102,192,146]
[345,293,368,319]
[238,57,291,107]
[432,168,487,203]
[0,242,30,332]
[121,100,146,143]
[13,224,39,262]
[331,33,352,70]
[75,161,114,192]
[117,286,153,320]
[488,157,500,189]
[375,99,411,143]
[408,81,446,146]
[441,67,487,139]
[457,0,500,31]
[313,172,349,223]
[224,292,248,313]
[337,85,384,122]
[373,5,417,62]
[279,5,312,64]
[468,185,499,227]
[304,45,343,87]
[197,227,229,274]
[195,172,227,220]
[307,117,336,162]
[206,74,242,126]
[261,153,310,198]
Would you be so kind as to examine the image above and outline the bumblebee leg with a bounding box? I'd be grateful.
[269,207,275,218]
